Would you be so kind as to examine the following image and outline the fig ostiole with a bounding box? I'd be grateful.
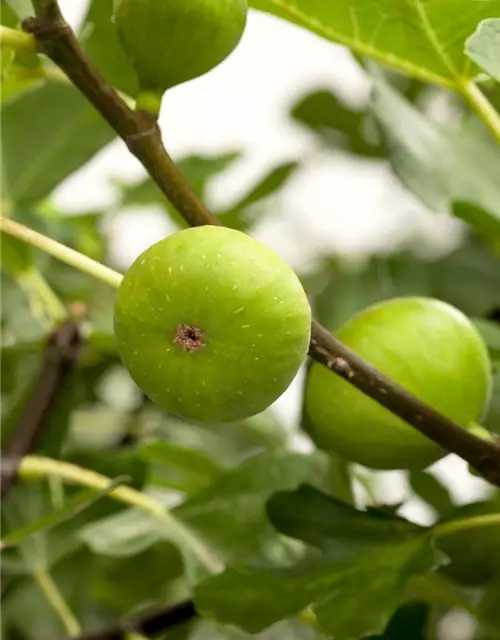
[114,226,311,424]
[305,297,492,470]
[115,0,247,101]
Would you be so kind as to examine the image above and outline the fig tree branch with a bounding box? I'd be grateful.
[22,0,500,486]
[1,320,83,498]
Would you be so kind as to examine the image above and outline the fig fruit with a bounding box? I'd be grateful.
[305,297,491,470]
[115,0,247,94]
[114,226,311,423]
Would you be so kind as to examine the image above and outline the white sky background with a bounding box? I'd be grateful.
[53,0,494,519]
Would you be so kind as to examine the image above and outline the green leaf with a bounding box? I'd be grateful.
[119,152,241,208]
[372,74,500,237]
[1,82,115,205]
[465,19,500,82]
[195,485,443,638]
[1,477,128,548]
[78,505,219,584]
[176,451,331,565]
[291,89,382,158]
[367,602,429,639]
[188,618,329,639]
[479,576,500,635]
[473,317,500,361]
[409,470,454,517]
[138,440,223,494]
[250,0,500,88]
[430,236,500,318]
[79,507,167,558]
[453,201,500,240]
[485,370,500,433]
[219,161,300,231]
[436,495,500,586]
[1,341,45,447]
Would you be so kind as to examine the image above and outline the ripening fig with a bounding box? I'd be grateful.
[305,297,492,470]
[114,0,247,96]
[114,226,311,423]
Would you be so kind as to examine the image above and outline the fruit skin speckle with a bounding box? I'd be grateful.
[305,297,492,470]
[115,0,247,93]
[114,226,311,423]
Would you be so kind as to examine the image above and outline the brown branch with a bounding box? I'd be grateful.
[22,1,500,486]
[64,600,197,640]
[1,320,83,498]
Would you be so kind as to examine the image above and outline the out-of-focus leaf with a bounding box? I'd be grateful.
[1,1,18,79]
[1,0,19,25]
[473,317,500,361]
[430,237,500,317]
[66,449,147,491]
[1,83,115,205]
[436,495,500,586]
[465,19,500,82]
[250,0,500,87]
[372,75,500,237]
[3,0,31,20]
[80,451,331,585]
[176,451,331,566]
[453,201,500,241]
[187,618,329,639]
[79,508,167,558]
[314,253,431,331]
[0,341,45,447]
[485,370,500,433]
[408,471,454,517]
[1,477,127,548]
[79,505,220,584]
[367,602,429,639]
[195,485,442,637]
[291,89,381,157]
[138,440,223,494]
[80,0,138,96]
[144,409,288,469]
[118,151,241,224]
[479,576,500,635]
[219,161,300,230]
[90,543,186,616]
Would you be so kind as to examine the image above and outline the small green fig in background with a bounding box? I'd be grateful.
[114,226,311,424]
[305,297,492,470]
[114,0,247,95]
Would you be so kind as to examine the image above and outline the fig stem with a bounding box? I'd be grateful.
[0,25,37,53]
[32,564,82,636]
[0,216,123,289]
[22,0,500,486]
[434,512,500,538]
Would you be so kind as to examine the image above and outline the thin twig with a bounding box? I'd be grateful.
[20,0,500,487]
[63,601,197,640]
[33,564,82,636]
[1,321,83,498]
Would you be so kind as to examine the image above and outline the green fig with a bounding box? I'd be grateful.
[305,297,492,470]
[114,226,311,423]
[115,0,247,95]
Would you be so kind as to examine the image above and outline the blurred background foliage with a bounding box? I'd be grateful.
[2,0,500,639]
